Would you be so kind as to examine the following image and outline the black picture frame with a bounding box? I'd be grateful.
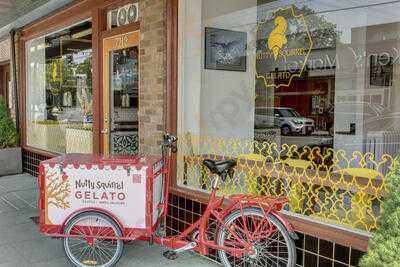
[369,54,393,87]
[205,27,247,72]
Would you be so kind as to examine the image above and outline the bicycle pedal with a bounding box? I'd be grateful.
[163,250,179,260]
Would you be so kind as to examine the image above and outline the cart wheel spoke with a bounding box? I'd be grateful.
[63,211,124,267]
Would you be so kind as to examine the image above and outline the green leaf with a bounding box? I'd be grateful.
[360,157,400,267]
[0,96,18,149]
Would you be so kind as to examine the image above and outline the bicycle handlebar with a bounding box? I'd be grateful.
[163,133,178,152]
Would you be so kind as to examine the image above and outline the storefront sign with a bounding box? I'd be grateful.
[256,6,313,89]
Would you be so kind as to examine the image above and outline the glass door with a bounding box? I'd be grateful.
[102,31,139,155]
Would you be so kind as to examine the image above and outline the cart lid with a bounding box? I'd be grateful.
[41,153,162,169]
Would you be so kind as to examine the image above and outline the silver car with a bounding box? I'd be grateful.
[255,107,315,135]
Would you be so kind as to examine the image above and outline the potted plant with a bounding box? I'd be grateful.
[0,96,22,176]
[360,157,400,266]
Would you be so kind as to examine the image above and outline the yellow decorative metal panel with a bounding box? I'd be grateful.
[177,134,395,232]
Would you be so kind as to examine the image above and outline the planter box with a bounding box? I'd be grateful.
[0,147,22,176]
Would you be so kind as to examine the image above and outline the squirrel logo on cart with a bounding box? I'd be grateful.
[256,5,313,89]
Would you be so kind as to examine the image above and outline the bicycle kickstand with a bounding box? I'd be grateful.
[163,242,197,260]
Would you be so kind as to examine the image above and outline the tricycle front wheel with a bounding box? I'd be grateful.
[63,211,124,267]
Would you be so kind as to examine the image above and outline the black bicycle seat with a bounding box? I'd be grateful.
[203,159,237,176]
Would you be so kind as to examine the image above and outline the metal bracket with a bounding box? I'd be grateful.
[173,241,197,253]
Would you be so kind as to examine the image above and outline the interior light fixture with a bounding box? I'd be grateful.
[71,29,92,39]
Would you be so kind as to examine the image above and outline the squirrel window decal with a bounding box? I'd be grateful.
[268,16,288,61]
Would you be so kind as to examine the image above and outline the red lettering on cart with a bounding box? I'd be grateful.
[75,191,82,199]
[75,191,126,201]
[117,193,126,200]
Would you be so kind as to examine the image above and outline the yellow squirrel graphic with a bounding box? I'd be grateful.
[268,16,288,60]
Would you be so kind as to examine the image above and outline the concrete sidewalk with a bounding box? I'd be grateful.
[0,173,218,266]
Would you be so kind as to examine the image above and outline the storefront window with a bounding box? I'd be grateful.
[26,20,93,154]
[177,0,399,231]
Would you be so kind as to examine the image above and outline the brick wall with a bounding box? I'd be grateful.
[138,0,167,155]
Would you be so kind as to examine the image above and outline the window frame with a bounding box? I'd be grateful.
[22,18,93,155]
[168,0,372,252]
[19,2,94,156]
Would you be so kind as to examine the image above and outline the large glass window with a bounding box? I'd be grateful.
[177,0,399,231]
[26,21,93,154]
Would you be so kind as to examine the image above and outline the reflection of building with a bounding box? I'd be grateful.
[256,20,400,161]
[334,22,400,157]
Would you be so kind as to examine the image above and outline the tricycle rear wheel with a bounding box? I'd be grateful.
[217,207,296,267]
[63,211,124,267]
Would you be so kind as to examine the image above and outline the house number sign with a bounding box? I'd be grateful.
[114,34,129,49]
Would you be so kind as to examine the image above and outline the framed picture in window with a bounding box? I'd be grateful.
[205,27,247,71]
[370,54,393,87]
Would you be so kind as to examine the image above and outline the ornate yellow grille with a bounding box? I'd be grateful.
[176,134,395,232]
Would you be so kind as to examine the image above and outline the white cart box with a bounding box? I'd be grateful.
[38,153,166,239]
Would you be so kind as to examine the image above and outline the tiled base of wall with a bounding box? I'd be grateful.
[22,149,51,177]
[166,193,365,267]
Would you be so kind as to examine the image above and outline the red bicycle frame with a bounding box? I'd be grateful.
[155,172,291,258]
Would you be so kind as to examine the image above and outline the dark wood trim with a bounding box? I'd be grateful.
[91,7,107,154]
[2,64,10,108]
[21,1,91,41]
[20,0,140,41]
[283,211,371,252]
[0,60,10,66]
[170,186,212,206]
[98,15,105,155]
[100,21,140,39]
[167,0,178,187]
[0,62,10,107]
[170,186,370,252]
[103,0,138,12]
[22,145,58,158]
[18,37,26,147]
[166,0,178,137]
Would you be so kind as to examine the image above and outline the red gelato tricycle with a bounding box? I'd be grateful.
[38,133,297,267]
